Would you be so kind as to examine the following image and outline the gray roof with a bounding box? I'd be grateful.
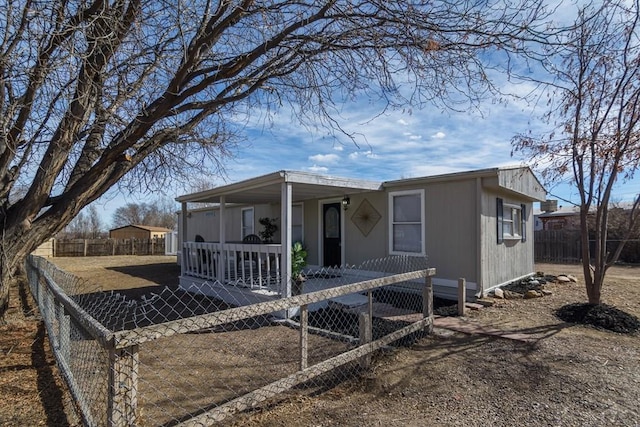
[176,166,546,205]
[176,170,381,205]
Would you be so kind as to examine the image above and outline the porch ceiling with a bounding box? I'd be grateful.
[176,170,382,205]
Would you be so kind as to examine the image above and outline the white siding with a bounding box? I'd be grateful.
[480,190,535,292]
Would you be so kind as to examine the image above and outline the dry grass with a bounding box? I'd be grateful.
[1,256,638,426]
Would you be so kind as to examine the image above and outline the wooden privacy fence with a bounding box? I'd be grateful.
[25,255,435,426]
[535,230,640,264]
[534,230,582,263]
[53,238,166,257]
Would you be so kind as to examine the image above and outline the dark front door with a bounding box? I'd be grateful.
[323,202,341,267]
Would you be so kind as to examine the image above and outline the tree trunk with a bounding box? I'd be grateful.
[585,278,602,304]
[0,247,22,325]
[580,215,592,301]
[580,208,603,305]
[0,279,8,325]
[0,222,52,323]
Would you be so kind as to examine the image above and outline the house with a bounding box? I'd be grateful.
[176,166,545,304]
[535,200,582,230]
[109,224,173,240]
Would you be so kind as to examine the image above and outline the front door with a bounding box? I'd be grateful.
[323,202,342,267]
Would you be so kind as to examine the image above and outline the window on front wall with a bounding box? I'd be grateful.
[241,207,254,237]
[389,190,424,255]
[497,198,526,243]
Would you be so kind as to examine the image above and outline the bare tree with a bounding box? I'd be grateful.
[514,0,640,304]
[87,205,103,238]
[112,204,146,228]
[61,210,89,239]
[112,199,177,229]
[0,0,551,320]
[60,205,104,238]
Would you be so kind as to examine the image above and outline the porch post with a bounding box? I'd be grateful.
[281,182,292,298]
[220,196,226,281]
[181,202,188,241]
[181,202,188,276]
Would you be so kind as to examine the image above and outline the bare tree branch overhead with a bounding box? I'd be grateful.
[513,0,640,304]
[0,0,552,320]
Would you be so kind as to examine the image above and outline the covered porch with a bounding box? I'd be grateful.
[176,170,382,299]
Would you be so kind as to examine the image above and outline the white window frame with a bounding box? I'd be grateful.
[497,198,526,242]
[388,189,425,256]
[241,207,254,238]
[505,204,522,237]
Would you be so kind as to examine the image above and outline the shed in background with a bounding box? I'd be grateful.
[109,224,172,240]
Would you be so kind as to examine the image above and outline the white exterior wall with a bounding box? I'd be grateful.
[303,200,320,266]
[177,167,542,294]
[343,192,388,266]
[178,204,282,244]
[380,179,479,287]
[343,172,539,297]
[480,189,536,293]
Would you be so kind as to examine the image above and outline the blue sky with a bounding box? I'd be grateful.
[94,89,640,229]
[92,2,640,229]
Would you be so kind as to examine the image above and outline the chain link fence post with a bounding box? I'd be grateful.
[108,344,139,426]
[56,301,71,362]
[358,312,372,368]
[424,273,434,334]
[299,304,308,370]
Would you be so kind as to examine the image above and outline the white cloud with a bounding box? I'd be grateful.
[431,131,446,139]
[409,134,422,140]
[397,119,409,125]
[308,164,329,173]
[333,145,344,151]
[350,150,378,160]
[309,153,340,164]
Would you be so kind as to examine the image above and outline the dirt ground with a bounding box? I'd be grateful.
[1,257,638,426]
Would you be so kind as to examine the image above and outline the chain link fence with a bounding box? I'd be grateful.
[26,255,435,426]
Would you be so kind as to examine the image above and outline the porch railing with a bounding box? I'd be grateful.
[182,241,283,291]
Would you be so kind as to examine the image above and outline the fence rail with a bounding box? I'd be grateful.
[26,255,435,426]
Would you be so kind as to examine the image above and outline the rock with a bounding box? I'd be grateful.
[557,275,572,283]
[567,274,578,283]
[538,279,547,285]
[493,288,504,299]
[528,279,540,286]
[503,289,523,299]
[525,290,543,299]
[541,289,553,296]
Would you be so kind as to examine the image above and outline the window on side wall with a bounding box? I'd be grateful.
[497,198,526,243]
[241,207,254,237]
[389,190,425,255]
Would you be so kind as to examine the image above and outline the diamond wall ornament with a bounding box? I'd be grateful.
[351,198,381,237]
